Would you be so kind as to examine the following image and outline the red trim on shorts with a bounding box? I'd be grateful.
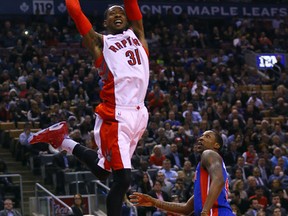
[99,120,123,170]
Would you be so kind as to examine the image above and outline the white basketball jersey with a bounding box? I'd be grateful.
[97,29,149,106]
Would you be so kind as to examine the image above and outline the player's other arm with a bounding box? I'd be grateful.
[65,0,102,59]
[201,150,225,215]
[123,0,148,52]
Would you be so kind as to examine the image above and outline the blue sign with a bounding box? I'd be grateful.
[256,54,286,69]
[0,1,287,17]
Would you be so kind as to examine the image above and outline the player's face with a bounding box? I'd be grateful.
[104,6,129,34]
[196,130,217,153]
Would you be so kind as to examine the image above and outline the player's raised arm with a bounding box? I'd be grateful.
[65,0,102,59]
[123,0,148,51]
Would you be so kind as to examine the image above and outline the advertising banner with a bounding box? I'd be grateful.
[0,1,287,17]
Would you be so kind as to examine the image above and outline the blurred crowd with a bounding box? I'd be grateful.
[0,3,288,216]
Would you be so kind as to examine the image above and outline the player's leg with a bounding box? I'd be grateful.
[104,106,148,215]
[71,144,110,180]
[29,121,111,180]
[107,169,131,216]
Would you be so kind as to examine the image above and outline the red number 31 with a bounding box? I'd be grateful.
[126,49,141,65]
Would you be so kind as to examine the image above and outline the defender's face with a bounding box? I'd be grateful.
[196,130,216,153]
[105,6,129,34]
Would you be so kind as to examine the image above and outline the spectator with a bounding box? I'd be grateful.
[232,179,248,200]
[224,141,241,167]
[246,176,258,197]
[257,209,266,216]
[270,148,288,169]
[131,161,154,191]
[155,171,173,197]
[50,74,66,92]
[0,199,22,216]
[231,168,246,189]
[135,172,152,194]
[244,104,263,125]
[171,178,186,203]
[242,144,258,166]
[165,143,184,170]
[270,179,283,195]
[257,157,271,186]
[18,122,34,166]
[270,122,287,144]
[270,166,288,190]
[244,198,261,216]
[258,32,273,52]
[147,180,171,216]
[0,161,20,208]
[147,83,165,113]
[182,103,202,124]
[131,145,149,170]
[271,207,281,216]
[164,111,181,130]
[273,97,288,116]
[265,193,287,216]
[277,189,288,212]
[188,144,201,166]
[149,145,166,169]
[233,156,252,181]
[67,115,80,132]
[27,99,41,123]
[133,172,152,216]
[71,193,87,216]
[249,185,269,210]
[272,55,285,77]
[159,159,178,185]
[43,87,59,106]
[174,127,193,157]
[230,190,250,215]
[227,109,246,133]
[157,136,171,156]
[78,115,94,141]
[231,203,242,216]
[181,161,194,188]
[163,122,175,143]
[252,167,267,188]
[246,91,264,110]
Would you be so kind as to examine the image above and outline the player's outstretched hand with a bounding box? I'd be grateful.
[129,192,155,207]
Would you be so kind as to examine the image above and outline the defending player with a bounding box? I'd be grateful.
[129,130,235,216]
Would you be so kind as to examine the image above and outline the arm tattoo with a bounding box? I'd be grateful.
[155,199,186,214]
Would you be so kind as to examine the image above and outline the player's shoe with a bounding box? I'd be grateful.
[28,121,68,149]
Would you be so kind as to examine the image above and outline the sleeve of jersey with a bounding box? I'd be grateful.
[123,0,142,21]
[65,0,92,36]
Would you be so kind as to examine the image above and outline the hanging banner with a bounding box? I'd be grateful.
[0,0,287,17]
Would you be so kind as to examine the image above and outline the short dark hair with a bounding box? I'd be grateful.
[212,130,223,150]
[249,197,257,205]
[271,192,280,198]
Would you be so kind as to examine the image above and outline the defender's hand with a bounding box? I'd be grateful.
[129,192,155,207]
